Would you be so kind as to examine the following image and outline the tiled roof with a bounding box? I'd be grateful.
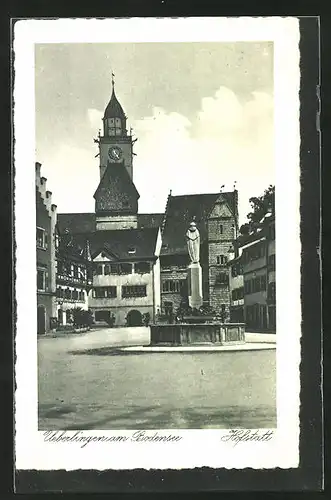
[161,192,237,255]
[57,234,89,262]
[104,88,126,119]
[57,213,96,234]
[161,193,218,255]
[85,228,159,260]
[138,213,164,229]
[94,161,139,214]
[236,215,275,247]
[222,191,237,218]
[57,212,164,235]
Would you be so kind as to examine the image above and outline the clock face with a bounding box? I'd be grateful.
[108,146,123,161]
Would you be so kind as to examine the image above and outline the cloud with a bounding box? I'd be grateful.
[43,86,274,224]
[133,85,274,223]
[38,144,99,213]
[87,108,103,131]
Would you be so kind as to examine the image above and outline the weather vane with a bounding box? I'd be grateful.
[111,71,115,89]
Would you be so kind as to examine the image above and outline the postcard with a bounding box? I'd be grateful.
[14,16,301,471]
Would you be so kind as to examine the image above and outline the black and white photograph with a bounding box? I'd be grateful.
[14,17,301,471]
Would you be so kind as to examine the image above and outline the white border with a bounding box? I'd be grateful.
[14,17,301,471]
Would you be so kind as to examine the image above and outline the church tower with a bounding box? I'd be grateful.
[94,75,140,231]
[98,75,134,181]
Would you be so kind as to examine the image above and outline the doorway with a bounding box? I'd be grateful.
[126,309,143,327]
[37,305,46,335]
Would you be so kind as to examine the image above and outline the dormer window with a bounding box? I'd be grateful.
[128,247,136,255]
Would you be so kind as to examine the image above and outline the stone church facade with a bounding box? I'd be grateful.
[52,80,238,326]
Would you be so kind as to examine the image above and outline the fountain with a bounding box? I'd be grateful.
[150,221,245,347]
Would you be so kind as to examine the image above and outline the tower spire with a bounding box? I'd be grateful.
[111,71,115,92]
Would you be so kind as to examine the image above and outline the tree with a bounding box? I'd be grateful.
[71,307,93,328]
[239,185,275,236]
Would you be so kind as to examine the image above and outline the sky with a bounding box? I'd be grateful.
[35,42,274,224]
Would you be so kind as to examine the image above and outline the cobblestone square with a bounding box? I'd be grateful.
[38,328,276,430]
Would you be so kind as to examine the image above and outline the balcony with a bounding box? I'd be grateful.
[57,273,87,286]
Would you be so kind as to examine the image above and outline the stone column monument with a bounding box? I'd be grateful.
[186,221,203,310]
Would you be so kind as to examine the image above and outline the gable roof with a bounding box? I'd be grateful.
[237,215,275,247]
[138,213,163,229]
[56,233,90,263]
[161,193,218,255]
[222,191,237,218]
[57,211,164,236]
[85,228,159,260]
[57,213,96,235]
[161,192,236,255]
[94,161,140,214]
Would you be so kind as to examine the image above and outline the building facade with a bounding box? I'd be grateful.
[50,79,253,328]
[228,256,244,323]
[56,81,163,327]
[55,233,92,326]
[36,162,57,334]
[88,229,161,326]
[238,216,275,332]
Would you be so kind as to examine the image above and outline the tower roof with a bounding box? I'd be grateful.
[104,87,126,120]
[93,161,139,214]
[161,192,237,255]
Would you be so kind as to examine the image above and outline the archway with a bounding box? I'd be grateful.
[37,305,46,335]
[126,309,143,327]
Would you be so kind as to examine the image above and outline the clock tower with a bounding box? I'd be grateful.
[97,76,134,181]
[93,75,140,231]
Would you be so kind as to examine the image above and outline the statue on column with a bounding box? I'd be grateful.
[186,221,203,310]
[186,222,200,264]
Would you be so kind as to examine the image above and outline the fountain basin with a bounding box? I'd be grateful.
[150,323,245,346]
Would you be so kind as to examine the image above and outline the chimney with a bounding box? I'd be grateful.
[39,176,47,198]
[45,190,52,212]
[35,162,41,182]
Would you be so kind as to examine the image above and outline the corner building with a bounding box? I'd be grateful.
[36,162,57,334]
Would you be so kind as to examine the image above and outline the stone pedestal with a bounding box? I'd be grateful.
[187,262,203,310]
[150,323,246,346]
